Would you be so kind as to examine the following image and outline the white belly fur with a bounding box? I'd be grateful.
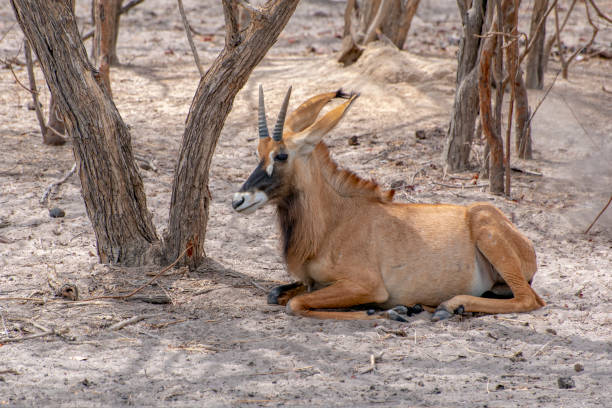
[470,250,496,296]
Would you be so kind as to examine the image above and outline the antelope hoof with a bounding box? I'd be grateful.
[267,282,302,305]
[431,307,452,322]
[431,305,465,322]
[387,309,408,322]
[267,287,283,305]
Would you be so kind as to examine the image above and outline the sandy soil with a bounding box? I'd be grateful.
[1,1,611,406]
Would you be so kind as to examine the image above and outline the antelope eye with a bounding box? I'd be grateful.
[274,153,288,162]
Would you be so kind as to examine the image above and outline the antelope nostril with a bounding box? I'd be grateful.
[232,196,245,210]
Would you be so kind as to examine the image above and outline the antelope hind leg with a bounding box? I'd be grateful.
[267,282,307,305]
[433,208,545,321]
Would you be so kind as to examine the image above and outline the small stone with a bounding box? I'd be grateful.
[546,328,557,335]
[557,376,575,389]
[574,363,584,372]
[348,135,360,146]
[415,129,427,140]
[495,384,505,390]
[49,207,65,218]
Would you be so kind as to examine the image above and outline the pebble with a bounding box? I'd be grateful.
[49,207,66,218]
[557,376,575,389]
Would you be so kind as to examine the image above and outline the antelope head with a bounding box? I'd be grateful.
[232,85,358,214]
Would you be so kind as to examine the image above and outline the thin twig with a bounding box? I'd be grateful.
[79,244,193,302]
[526,68,561,127]
[40,163,77,206]
[0,297,46,304]
[0,22,16,44]
[108,314,158,331]
[7,61,32,93]
[532,340,554,357]
[588,0,612,24]
[24,39,48,138]
[0,330,54,343]
[432,182,489,189]
[177,0,204,77]
[584,195,612,234]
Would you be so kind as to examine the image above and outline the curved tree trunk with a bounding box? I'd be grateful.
[443,0,488,172]
[165,0,300,269]
[11,0,159,265]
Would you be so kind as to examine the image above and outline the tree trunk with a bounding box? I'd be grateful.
[44,95,67,146]
[525,0,548,89]
[383,0,420,50]
[11,0,159,265]
[443,0,488,172]
[92,0,123,68]
[165,0,300,269]
[338,0,420,66]
[479,2,505,195]
[514,69,532,159]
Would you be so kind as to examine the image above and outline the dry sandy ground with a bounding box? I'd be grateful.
[1,1,611,407]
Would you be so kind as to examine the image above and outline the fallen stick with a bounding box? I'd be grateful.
[40,163,77,206]
[584,195,612,234]
[108,314,157,331]
[0,330,54,343]
[432,182,489,189]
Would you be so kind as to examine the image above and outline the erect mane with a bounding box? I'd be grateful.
[313,143,395,203]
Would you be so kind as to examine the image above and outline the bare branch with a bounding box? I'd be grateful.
[588,0,612,24]
[24,39,47,138]
[177,0,204,77]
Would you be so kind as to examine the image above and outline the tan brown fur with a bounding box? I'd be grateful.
[235,90,545,321]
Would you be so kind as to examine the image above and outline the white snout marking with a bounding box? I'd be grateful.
[232,191,269,214]
[266,151,275,177]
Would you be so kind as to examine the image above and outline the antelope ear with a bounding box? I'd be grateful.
[285,91,341,133]
[288,94,358,155]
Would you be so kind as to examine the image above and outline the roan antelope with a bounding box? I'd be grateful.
[232,86,545,321]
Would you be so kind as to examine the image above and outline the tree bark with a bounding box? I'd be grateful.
[11,0,159,265]
[479,1,505,195]
[525,0,548,89]
[443,0,488,172]
[338,0,420,66]
[92,0,123,69]
[514,69,532,158]
[165,0,300,269]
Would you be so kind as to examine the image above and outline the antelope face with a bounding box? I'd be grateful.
[232,86,293,214]
[232,139,293,214]
[232,85,358,214]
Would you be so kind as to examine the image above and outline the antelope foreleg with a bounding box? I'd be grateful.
[286,280,388,320]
